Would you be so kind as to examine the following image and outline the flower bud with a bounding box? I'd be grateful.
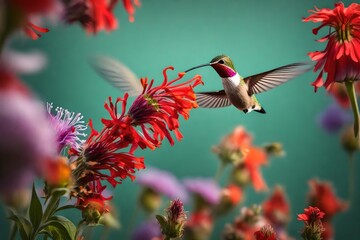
[263,142,285,157]
[341,125,360,154]
[139,187,162,213]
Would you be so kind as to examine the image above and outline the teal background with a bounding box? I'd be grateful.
[1,0,360,239]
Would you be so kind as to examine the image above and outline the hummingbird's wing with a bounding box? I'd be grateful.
[244,62,311,95]
[196,90,232,108]
[90,56,143,96]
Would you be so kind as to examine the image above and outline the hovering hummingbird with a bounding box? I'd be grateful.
[184,55,311,114]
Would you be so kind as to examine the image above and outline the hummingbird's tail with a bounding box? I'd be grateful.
[255,107,266,114]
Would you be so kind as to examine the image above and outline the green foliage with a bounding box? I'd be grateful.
[8,185,77,240]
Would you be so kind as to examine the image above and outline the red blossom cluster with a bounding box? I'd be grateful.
[4,0,141,40]
[68,67,202,219]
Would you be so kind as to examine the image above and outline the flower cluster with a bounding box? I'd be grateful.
[65,67,200,223]
[2,0,142,42]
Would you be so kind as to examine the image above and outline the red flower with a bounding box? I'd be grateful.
[297,206,325,223]
[122,0,141,22]
[263,186,290,227]
[223,184,243,205]
[23,21,49,40]
[64,0,118,34]
[303,2,360,91]
[76,180,111,224]
[102,67,203,151]
[72,119,145,187]
[308,179,347,220]
[329,82,360,108]
[254,225,277,240]
[244,147,268,192]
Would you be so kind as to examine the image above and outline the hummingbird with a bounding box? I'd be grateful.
[184,55,311,114]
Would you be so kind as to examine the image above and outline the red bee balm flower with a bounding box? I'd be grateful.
[297,206,325,223]
[308,179,347,220]
[304,2,360,90]
[72,119,145,187]
[262,186,290,227]
[304,2,360,136]
[254,225,277,240]
[102,67,203,151]
[244,147,268,192]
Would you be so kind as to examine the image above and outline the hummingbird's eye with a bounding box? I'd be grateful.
[218,60,225,64]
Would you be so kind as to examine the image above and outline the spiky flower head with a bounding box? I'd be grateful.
[47,103,87,153]
[156,199,187,239]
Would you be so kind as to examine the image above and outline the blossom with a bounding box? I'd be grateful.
[101,67,202,152]
[122,0,141,22]
[222,205,266,240]
[71,119,145,187]
[213,126,252,165]
[215,184,243,216]
[262,186,290,227]
[307,179,347,220]
[303,2,360,91]
[136,167,188,201]
[47,103,87,152]
[43,156,72,188]
[254,225,277,240]
[156,199,187,239]
[76,180,111,224]
[329,82,360,108]
[0,84,56,196]
[297,207,325,240]
[244,147,268,192]
[317,103,351,133]
[297,206,325,223]
[63,0,117,34]
[132,220,161,240]
[183,178,221,206]
[1,49,47,74]
[63,0,141,34]
[184,211,214,240]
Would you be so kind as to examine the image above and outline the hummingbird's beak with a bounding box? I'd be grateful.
[184,63,211,73]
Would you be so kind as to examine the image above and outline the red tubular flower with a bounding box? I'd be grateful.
[72,118,145,187]
[297,206,325,223]
[244,147,268,192]
[76,180,111,224]
[64,0,118,34]
[262,186,290,227]
[102,67,203,151]
[304,2,360,136]
[308,179,347,220]
[23,21,49,40]
[122,0,141,22]
[254,225,277,240]
[304,2,360,91]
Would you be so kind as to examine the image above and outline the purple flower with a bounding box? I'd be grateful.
[132,220,161,240]
[183,178,221,205]
[47,103,87,152]
[0,92,57,196]
[137,167,188,202]
[317,103,352,133]
[1,49,47,75]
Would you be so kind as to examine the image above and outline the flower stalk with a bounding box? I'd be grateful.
[345,81,360,137]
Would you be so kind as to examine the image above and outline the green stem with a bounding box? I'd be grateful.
[345,81,360,138]
[214,163,225,183]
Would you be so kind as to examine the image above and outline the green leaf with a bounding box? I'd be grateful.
[155,214,167,227]
[29,184,43,230]
[8,210,32,240]
[41,216,76,240]
[55,205,77,214]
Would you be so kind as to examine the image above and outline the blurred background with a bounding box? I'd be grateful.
[1,0,359,239]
